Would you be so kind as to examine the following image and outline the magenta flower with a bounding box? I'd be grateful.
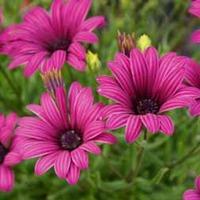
[185,59,200,116]
[97,47,199,143]
[189,0,200,43]
[0,113,22,192]
[17,82,116,185]
[3,0,105,76]
[183,176,200,200]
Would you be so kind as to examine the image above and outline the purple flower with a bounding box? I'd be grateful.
[97,47,199,143]
[16,82,116,185]
[0,113,22,192]
[183,176,200,200]
[189,0,200,43]
[185,59,200,116]
[3,0,105,76]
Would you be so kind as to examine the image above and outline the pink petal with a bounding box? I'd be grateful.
[106,114,129,130]
[66,163,80,185]
[71,149,88,169]
[41,93,65,130]
[55,87,69,128]
[54,151,71,179]
[102,104,130,118]
[94,133,117,144]
[160,87,200,113]
[189,100,200,117]
[67,53,86,71]
[144,47,159,96]
[68,42,86,60]
[4,152,22,167]
[18,117,56,139]
[195,176,200,192]
[35,152,58,176]
[23,141,59,159]
[183,189,200,200]
[72,88,94,130]
[24,51,46,77]
[0,128,12,147]
[130,48,148,95]
[6,113,17,127]
[83,121,105,141]
[140,114,159,133]
[125,115,142,143]
[191,29,200,44]
[72,0,92,22]
[81,16,105,31]
[74,32,98,44]
[68,82,82,109]
[50,0,63,33]
[52,50,66,69]
[0,166,14,192]
[158,115,174,136]
[80,141,101,155]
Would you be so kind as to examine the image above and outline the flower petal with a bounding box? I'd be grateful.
[54,151,71,179]
[4,152,22,167]
[106,114,129,130]
[125,115,142,143]
[81,16,105,31]
[158,115,174,136]
[140,114,159,133]
[35,152,58,176]
[52,50,66,69]
[80,141,101,155]
[71,149,88,170]
[94,133,117,144]
[24,51,46,77]
[0,166,14,192]
[66,163,80,185]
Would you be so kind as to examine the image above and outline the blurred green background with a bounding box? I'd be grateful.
[0,0,200,199]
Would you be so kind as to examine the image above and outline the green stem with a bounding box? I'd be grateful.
[167,142,200,169]
[127,130,147,183]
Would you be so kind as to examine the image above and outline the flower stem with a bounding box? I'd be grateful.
[127,130,148,183]
[0,66,21,97]
[167,141,200,169]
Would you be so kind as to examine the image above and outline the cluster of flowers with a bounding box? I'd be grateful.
[0,0,199,198]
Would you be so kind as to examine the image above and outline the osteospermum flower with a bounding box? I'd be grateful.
[3,0,105,76]
[97,47,199,143]
[189,0,200,43]
[16,82,116,185]
[184,59,200,116]
[183,176,200,200]
[0,113,22,192]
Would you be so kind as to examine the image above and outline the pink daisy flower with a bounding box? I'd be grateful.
[17,82,116,185]
[189,0,200,43]
[183,176,200,200]
[0,113,22,192]
[3,0,105,76]
[97,47,199,143]
[185,59,200,116]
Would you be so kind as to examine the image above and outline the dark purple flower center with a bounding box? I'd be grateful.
[136,98,159,115]
[60,130,82,151]
[46,38,71,55]
[0,143,8,164]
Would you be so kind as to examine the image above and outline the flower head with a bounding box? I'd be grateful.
[97,47,199,143]
[189,0,200,43]
[184,59,200,116]
[17,82,116,185]
[183,176,200,200]
[3,0,105,77]
[0,113,22,192]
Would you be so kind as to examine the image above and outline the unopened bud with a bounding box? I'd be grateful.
[117,31,136,56]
